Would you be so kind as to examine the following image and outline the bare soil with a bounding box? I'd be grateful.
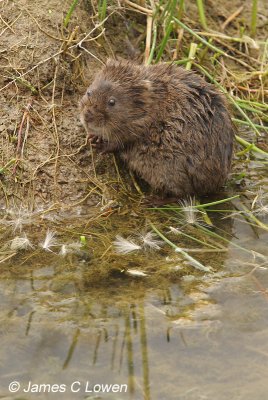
[1,0,111,210]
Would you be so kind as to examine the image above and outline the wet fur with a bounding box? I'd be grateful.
[80,60,235,197]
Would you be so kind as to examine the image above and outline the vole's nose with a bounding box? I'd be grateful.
[84,110,94,123]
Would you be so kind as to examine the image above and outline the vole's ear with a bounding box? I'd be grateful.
[105,58,120,70]
[130,80,152,98]
[106,58,117,66]
[106,57,129,67]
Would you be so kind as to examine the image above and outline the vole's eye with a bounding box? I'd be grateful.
[108,98,116,106]
[87,89,92,97]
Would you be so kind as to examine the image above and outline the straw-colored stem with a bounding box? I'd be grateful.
[147,23,157,65]
[144,15,153,64]
[185,42,197,70]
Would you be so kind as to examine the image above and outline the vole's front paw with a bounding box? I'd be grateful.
[87,135,117,154]
[87,135,104,150]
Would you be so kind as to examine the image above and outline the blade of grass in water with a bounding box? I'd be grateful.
[169,228,221,250]
[198,225,266,260]
[150,223,211,272]
[240,204,268,232]
[64,0,79,28]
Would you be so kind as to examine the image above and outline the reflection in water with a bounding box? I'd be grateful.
[62,328,80,370]
[0,164,268,399]
[1,248,268,400]
[139,304,150,400]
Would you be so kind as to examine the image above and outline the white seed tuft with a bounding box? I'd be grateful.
[0,207,35,232]
[40,229,58,252]
[113,235,141,254]
[179,197,202,225]
[10,235,33,251]
[140,231,162,250]
[252,186,268,216]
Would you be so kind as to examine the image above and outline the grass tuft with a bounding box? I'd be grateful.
[64,0,79,28]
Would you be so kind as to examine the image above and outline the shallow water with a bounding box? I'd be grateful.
[0,163,268,400]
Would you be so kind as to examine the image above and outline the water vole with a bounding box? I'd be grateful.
[80,59,235,198]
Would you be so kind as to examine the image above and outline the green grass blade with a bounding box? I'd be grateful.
[172,17,226,55]
[148,195,240,211]
[235,135,268,157]
[64,0,79,28]
[98,0,107,22]
[196,0,208,30]
[194,63,261,136]
[250,0,258,37]
[150,223,211,272]
[155,21,174,63]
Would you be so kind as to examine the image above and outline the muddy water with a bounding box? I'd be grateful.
[0,164,268,400]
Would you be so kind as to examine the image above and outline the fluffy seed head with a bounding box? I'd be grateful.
[40,229,58,252]
[113,235,141,254]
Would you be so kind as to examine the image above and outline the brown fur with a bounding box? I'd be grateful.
[80,59,235,197]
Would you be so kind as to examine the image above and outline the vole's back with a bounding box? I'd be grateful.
[121,63,235,197]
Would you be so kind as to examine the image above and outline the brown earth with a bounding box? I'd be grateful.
[0,0,267,212]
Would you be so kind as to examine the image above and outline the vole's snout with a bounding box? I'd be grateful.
[84,110,95,123]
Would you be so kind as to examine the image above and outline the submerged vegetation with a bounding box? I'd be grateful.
[0,0,267,283]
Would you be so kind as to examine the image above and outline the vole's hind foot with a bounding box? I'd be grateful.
[142,195,180,207]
